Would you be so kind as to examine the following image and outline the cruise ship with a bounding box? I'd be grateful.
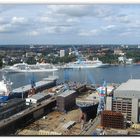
[63,58,109,69]
[2,62,58,73]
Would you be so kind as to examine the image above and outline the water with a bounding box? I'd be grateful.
[0,65,140,89]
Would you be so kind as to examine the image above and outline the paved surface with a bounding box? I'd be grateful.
[80,116,100,135]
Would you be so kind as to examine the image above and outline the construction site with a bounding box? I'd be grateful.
[15,84,100,136]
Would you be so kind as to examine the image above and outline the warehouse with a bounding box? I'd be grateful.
[26,92,51,105]
[112,79,140,123]
[0,98,26,120]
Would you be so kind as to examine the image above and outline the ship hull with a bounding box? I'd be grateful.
[0,96,9,102]
[77,103,98,121]
[3,68,58,73]
[64,64,109,69]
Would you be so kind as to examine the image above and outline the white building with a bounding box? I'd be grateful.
[69,48,72,55]
[109,79,140,123]
[118,56,126,63]
[60,50,65,57]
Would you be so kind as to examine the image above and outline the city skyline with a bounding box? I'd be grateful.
[0,4,140,44]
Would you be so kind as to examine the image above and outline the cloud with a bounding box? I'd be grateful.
[45,26,73,34]
[78,24,117,37]
[1,4,140,44]
[39,16,56,23]
[119,31,132,37]
[66,18,79,23]
[47,5,91,17]
[0,17,4,23]
[0,23,15,33]
[104,13,132,25]
[46,5,114,19]
[78,29,99,36]
[101,25,116,31]
[28,31,39,36]
[0,16,34,34]
[11,16,27,24]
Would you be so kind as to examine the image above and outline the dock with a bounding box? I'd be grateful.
[0,96,57,135]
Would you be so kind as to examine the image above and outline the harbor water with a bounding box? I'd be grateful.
[0,65,140,89]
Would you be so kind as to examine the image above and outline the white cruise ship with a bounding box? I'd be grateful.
[63,58,109,69]
[2,62,58,73]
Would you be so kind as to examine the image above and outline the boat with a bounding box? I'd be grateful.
[76,86,99,121]
[0,74,12,103]
[63,58,109,69]
[2,62,58,73]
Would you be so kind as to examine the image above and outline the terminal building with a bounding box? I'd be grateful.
[107,79,140,123]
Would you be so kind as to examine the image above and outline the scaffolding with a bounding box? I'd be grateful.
[97,81,107,115]
[101,110,124,129]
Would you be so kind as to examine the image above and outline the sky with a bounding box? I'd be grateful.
[0,4,140,44]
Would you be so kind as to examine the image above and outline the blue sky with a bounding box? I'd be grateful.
[0,4,140,44]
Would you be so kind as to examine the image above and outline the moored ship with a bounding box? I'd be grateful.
[2,62,58,73]
[0,74,12,103]
[63,58,109,69]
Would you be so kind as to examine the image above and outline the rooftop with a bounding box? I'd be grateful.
[114,79,140,98]
[27,92,49,100]
[115,79,140,92]
[12,79,55,93]
[58,90,76,97]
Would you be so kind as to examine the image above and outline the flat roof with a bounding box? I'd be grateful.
[13,80,54,93]
[115,79,140,92]
[58,90,76,97]
[27,92,49,100]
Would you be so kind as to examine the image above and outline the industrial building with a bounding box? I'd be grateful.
[0,98,26,120]
[56,90,77,112]
[26,92,51,105]
[108,79,140,123]
[11,77,57,98]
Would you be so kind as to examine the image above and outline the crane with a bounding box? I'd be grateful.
[28,72,36,97]
[96,80,107,115]
[72,46,95,84]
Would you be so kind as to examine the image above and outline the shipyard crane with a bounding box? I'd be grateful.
[30,73,36,88]
[72,46,95,84]
[28,72,36,97]
[62,68,70,92]
[71,46,109,119]
[73,46,107,115]
[96,80,107,115]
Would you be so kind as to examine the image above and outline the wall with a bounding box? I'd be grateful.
[131,98,138,123]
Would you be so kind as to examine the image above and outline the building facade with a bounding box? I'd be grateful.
[112,79,140,123]
[60,50,65,57]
